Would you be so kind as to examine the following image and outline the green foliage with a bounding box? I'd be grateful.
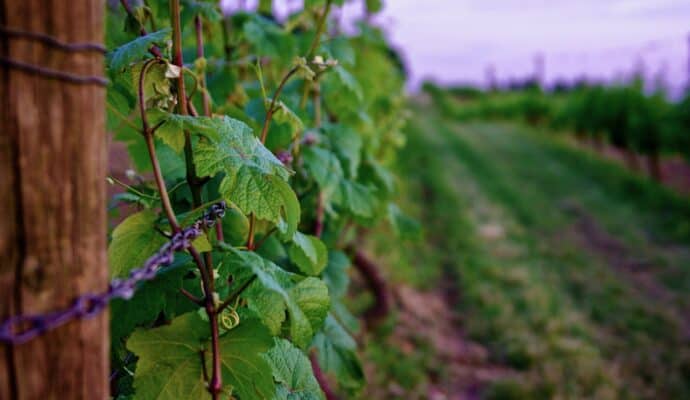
[310,315,364,395]
[106,1,410,398]
[289,232,328,276]
[264,338,324,400]
[365,0,384,13]
[222,249,330,349]
[127,313,210,400]
[107,29,171,72]
[426,80,689,163]
[217,319,276,399]
[108,210,167,278]
[128,313,275,399]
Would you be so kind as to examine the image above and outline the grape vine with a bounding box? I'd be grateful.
[105,1,411,399]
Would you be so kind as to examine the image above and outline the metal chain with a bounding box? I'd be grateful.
[0,201,227,345]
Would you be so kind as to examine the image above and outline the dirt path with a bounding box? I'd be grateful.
[361,281,514,400]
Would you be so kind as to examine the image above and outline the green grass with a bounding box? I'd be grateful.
[367,101,690,399]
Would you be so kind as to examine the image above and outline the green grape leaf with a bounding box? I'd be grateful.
[127,313,210,400]
[221,205,251,246]
[323,124,362,179]
[107,28,171,72]
[322,251,350,299]
[128,313,275,400]
[332,298,360,334]
[289,278,330,333]
[222,250,330,348]
[156,142,187,182]
[310,315,364,395]
[264,338,325,400]
[243,15,296,63]
[360,158,395,195]
[302,147,343,197]
[242,283,286,335]
[333,180,377,219]
[276,179,301,240]
[108,210,168,278]
[191,116,299,231]
[270,99,304,137]
[131,62,175,110]
[388,203,422,240]
[122,3,150,36]
[111,116,151,172]
[192,115,287,180]
[149,112,224,153]
[322,36,355,66]
[111,255,193,346]
[331,66,363,102]
[218,319,276,400]
[181,0,222,24]
[288,232,328,276]
[221,167,300,237]
[191,234,212,252]
[255,233,289,263]
[152,116,186,154]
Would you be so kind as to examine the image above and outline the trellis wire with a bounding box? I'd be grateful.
[0,201,227,345]
[0,25,108,86]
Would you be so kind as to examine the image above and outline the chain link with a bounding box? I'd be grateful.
[0,201,227,345]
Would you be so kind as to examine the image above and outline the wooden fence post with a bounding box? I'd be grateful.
[0,1,108,398]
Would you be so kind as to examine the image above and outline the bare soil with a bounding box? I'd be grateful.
[361,280,514,400]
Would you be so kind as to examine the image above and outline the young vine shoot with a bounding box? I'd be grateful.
[104,0,409,398]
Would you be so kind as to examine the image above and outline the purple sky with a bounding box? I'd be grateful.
[225,1,690,94]
[359,0,690,94]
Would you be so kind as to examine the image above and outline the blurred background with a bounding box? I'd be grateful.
[110,1,690,398]
[330,1,690,399]
[214,1,690,399]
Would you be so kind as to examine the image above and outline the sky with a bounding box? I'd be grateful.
[365,0,690,94]
[224,0,690,94]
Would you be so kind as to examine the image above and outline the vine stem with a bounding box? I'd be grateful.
[107,176,159,200]
[169,1,221,398]
[249,0,335,256]
[259,0,332,145]
[120,0,163,58]
[194,15,223,237]
[253,227,277,251]
[246,214,256,250]
[144,132,180,231]
[218,275,257,313]
[259,66,298,144]
[139,59,181,232]
[309,351,339,400]
[307,0,332,61]
[195,16,211,117]
[164,0,203,209]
